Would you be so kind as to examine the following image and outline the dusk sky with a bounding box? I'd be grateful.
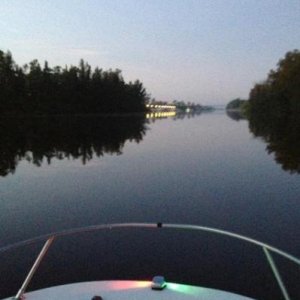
[1,0,300,105]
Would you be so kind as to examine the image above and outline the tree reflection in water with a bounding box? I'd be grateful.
[227,110,300,174]
[248,114,300,174]
[226,110,247,122]
[0,115,147,177]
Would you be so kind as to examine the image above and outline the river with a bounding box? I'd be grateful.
[0,111,299,299]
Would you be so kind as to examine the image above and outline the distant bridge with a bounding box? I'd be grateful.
[146,104,176,112]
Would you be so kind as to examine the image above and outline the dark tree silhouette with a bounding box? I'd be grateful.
[0,50,149,115]
[247,50,300,174]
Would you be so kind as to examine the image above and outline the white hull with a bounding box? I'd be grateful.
[4,280,255,300]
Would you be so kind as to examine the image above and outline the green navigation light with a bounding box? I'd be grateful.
[168,283,204,296]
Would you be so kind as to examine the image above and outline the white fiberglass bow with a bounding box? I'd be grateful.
[1,223,299,300]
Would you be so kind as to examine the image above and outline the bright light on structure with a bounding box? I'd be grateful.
[146,104,176,111]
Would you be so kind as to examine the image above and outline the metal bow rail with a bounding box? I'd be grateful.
[0,223,299,300]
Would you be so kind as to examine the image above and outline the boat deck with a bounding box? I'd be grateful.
[4,280,254,300]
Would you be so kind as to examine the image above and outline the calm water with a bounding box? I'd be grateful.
[0,111,299,299]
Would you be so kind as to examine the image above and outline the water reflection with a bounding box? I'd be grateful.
[173,110,203,120]
[226,110,247,121]
[226,110,300,174]
[0,116,147,177]
[2,109,298,177]
[248,114,300,174]
[146,110,203,122]
[146,111,176,119]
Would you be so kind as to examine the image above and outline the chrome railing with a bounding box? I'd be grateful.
[0,223,299,300]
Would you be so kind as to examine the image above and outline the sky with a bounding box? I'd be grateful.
[1,0,300,105]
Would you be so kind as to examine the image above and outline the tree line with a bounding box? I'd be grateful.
[226,98,248,111]
[227,49,300,173]
[0,50,149,115]
[248,49,300,120]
